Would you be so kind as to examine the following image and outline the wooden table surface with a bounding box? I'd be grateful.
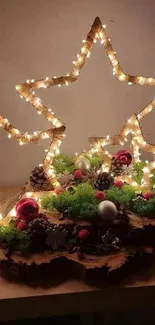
[1,187,155,321]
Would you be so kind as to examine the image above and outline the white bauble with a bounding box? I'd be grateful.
[75,157,91,171]
[98,200,117,220]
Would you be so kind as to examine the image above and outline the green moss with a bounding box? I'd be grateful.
[86,155,102,169]
[0,224,30,253]
[75,183,97,203]
[105,184,136,208]
[42,191,73,213]
[53,154,75,175]
[42,183,98,220]
[133,198,155,217]
[77,202,98,220]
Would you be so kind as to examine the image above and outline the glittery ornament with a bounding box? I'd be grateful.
[16,198,39,221]
[75,157,91,171]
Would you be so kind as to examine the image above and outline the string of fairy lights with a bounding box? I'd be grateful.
[1,16,155,219]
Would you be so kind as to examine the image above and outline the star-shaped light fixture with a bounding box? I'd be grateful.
[1,16,155,201]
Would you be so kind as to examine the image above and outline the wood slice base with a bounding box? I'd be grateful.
[0,246,154,287]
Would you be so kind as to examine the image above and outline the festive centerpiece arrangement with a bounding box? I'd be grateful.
[1,17,155,284]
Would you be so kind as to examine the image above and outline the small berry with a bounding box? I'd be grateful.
[78,229,89,239]
[142,191,154,200]
[114,180,124,188]
[55,187,65,196]
[74,170,83,179]
[96,191,105,201]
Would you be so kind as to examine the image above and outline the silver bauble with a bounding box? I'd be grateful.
[75,157,91,171]
[98,200,117,220]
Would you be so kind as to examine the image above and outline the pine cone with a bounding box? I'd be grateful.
[101,231,120,248]
[80,231,120,256]
[26,217,51,251]
[30,166,53,191]
[46,225,68,251]
[93,172,114,191]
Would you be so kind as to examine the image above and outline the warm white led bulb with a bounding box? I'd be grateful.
[119,73,126,81]
[143,166,150,173]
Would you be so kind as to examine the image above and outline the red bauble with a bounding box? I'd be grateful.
[55,186,65,196]
[142,191,154,200]
[16,198,39,221]
[115,150,132,166]
[74,170,83,179]
[78,229,89,239]
[96,191,105,201]
[16,219,28,231]
[114,180,124,188]
[119,155,128,164]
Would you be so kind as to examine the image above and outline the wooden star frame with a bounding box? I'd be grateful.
[82,98,155,189]
[1,16,155,218]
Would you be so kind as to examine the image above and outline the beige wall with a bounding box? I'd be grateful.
[0,0,155,185]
